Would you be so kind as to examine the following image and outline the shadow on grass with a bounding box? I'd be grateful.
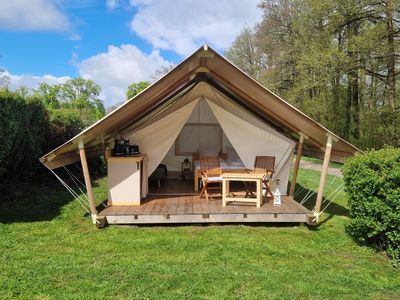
[291,183,349,229]
[293,183,349,216]
[0,179,75,224]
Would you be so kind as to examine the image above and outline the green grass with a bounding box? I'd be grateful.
[301,155,343,169]
[1,170,399,299]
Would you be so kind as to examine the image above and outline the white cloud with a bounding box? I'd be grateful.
[4,71,70,90]
[68,33,81,41]
[0,0,70,31]
[2,44,168,108]
[77,44,170,106]
[106,0,120,9]
[129,0,262,56]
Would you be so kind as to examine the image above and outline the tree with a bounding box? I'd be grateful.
[227,0,400,149]
[34,77,106,127]
[151,63,177,81]
[59,77,105,124]
[34,82,61,109]
[0,69,9,88]
[225,27,267,80]
[126,81,150,100]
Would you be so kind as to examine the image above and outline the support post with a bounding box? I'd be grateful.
[78,140,97,223]
[289,133,306,197]
[314,134,334,216]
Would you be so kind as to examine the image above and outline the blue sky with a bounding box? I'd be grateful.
[0,0,262,106]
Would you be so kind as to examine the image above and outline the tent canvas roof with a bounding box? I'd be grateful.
[40,45,360,170]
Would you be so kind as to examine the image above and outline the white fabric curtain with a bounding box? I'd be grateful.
[129,99,199,176]
[206,99,295,194]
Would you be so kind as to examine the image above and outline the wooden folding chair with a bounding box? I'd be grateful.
[246,156,275,199]
[199,156,223,201]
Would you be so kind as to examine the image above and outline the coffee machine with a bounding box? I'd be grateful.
[113,138,140,156]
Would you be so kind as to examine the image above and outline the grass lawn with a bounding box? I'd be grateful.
[301,156,343,169]
[1,169,399,299]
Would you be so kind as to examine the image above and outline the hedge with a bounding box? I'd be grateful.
[342,147,400,265]
[0,90,49,179]
[0,90,86,181]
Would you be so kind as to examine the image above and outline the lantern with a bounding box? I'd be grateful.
[273,188,281,206]
[181,158,191,180]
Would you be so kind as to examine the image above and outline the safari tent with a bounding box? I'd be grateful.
[40,45,359,226]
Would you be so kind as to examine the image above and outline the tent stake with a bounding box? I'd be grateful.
[289,133,306,197]
[79,141,97,223]
[314,134,334,216]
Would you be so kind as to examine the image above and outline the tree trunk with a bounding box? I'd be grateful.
[385,0,396,110]
[345,22,361,140]
[332,31,343,135]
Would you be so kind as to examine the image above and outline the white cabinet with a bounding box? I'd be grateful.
[107,155,147,205]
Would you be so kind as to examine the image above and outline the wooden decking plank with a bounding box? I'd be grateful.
[199,196,209,214]
[159,197,169,215]
[101,206,117,215]
[125,205,141,215]
[184,196,193,214]
[117,205,131,215]
[101,190,310,224]
[111,205,124,215]
[142,197,157,214]
[208,198,221,214]
[150,197,163,215]
[192,196,201,214]
[170,196,179,214]
[136,199,149,213]
[286,196,310,213]
[177,196,186,214]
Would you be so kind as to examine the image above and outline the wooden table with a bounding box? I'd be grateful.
[221,172,264,208]
[194,163,246,192]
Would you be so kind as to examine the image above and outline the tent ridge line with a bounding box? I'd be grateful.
[206,70,303,133]
[103,73,199,138]
[117,82,198,136]
[201,77,292,137]
[203,73,324,150]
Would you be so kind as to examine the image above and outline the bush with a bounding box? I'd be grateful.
[44,108,85,153]
[343,147,400,265]
[0,89,50,179]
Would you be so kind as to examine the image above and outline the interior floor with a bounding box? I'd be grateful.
[148,177,260,196]
[149,178,196,195]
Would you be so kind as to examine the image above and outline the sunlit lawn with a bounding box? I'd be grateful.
[0,168,399,299]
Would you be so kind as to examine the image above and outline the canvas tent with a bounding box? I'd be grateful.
[40,45,360,224]
[124,83,295,193]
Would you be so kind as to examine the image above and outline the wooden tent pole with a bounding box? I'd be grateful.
[289,133,306,197]
[314,134,334,215]
[78,141,97,223]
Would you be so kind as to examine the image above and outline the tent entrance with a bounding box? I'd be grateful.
[128,83,295,197]
[148,98,243,195]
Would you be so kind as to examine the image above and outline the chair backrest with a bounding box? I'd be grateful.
[199,156,221,176]
[254,156,275,176]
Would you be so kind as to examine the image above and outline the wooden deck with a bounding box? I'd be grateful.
[99,195,313,225]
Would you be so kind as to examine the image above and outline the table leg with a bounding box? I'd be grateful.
[222,179,227,207]
[256,179,262,208]
[194,170,199,192]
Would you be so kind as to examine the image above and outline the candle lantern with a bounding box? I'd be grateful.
[181,158,192,180]
[273,179,281,206]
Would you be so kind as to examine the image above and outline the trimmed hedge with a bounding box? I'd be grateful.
[0,90,50,179]
[343,147,400,265]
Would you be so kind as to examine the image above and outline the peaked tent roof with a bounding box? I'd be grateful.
[40,45,360,169]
